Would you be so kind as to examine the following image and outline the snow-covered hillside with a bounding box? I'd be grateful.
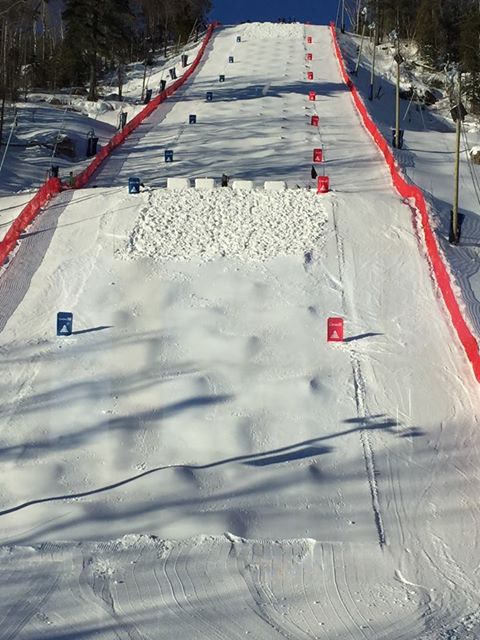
[0,35,204,195]
[338,31,480,341]
[1,22,480,639]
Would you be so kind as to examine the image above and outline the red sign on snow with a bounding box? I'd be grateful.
[313,148,323,163]
[327,317,344,342]
[306,52,313,61]
[307,71,314,80]
[307,36,313,44]
[309,90,316,101]
[317,176,330,193]
[311,114,319,126]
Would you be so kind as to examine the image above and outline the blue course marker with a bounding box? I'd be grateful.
[206,91,213,101]
[128,177,141,194]
[165,150,174,162]
[57,312,73,336]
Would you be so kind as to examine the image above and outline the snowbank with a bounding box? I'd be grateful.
[124,189,327,261]
[242,22,303,40]
[470,146,480,163]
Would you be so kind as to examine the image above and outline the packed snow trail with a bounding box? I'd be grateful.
[337,32,480,345]
[92,23,317,187]
[0,22,480,639]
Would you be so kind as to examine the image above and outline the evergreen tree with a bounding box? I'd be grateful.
[63,0,134,100]
[460,5,480,112]
[415,0,446,62]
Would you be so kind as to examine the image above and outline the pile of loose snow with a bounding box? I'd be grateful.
[124,189,327,261]
[241,22,303,40]
[470,145,480,157]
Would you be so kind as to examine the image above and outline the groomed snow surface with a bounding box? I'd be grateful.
[1,22,480,639]
[0,34,205,195]
[337,31,480,340]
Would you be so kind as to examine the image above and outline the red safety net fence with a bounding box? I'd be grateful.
[74,22,218,188]
[0,177,62,267]
[0,23,218,268]
[329,23,480,382]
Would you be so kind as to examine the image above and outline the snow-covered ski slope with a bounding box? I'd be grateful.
[337,32,480,343]
[92,22,319,187]
[1,22,480,639]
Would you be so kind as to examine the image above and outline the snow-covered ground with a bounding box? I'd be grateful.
[0,35,205,194]
[126,189,327,260]
[338,31,480,340]
[0,104,116,195]
[91,22,318,188]
[1,23,480,639]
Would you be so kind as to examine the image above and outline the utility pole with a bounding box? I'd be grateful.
[0,108,17,174]
[335,0,342,29]
[354,7,368,76]
[369,21,378,100]
[41,0,46,64]
[392,32,404,148]
[141,61,147,102]
[356,0,362,33]
[395,50,401,147]
[450,70,466,245]
[0,17,7,147]
[0,90,5,147]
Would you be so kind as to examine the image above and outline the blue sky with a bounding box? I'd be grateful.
[209,0,340,25]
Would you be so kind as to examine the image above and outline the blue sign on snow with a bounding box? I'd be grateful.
[219,74,225,83]
[57,312,73,336]
[165,150,174,162]
[206,91,213,101]
[189,114,197,124]
[128,176,141,194]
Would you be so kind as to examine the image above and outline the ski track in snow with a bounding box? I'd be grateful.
[350,352,386,548]
[1,21,480,639]
[330,195,387,550]
[0,536,426,639]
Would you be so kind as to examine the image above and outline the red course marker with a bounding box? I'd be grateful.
[306,52,313,61]
[309,90,316,101]
[307,71,314,80]
[327,317,344,342]
[311,114,319,126]
[313,148,323,163]
[317,176,330,193]
[307,36,313,44]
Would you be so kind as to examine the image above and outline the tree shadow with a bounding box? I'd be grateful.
[0,411,418,519]
[71,325,113,335]
[244,445,333,466]
[344,332,383,343]
[0,392,233,465]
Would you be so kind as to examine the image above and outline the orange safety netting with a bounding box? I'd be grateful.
[330,22,480,381]
[0,23,219,268]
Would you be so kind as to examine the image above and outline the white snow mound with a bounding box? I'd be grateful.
[124,189,327,261]
[242,22,303,40]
